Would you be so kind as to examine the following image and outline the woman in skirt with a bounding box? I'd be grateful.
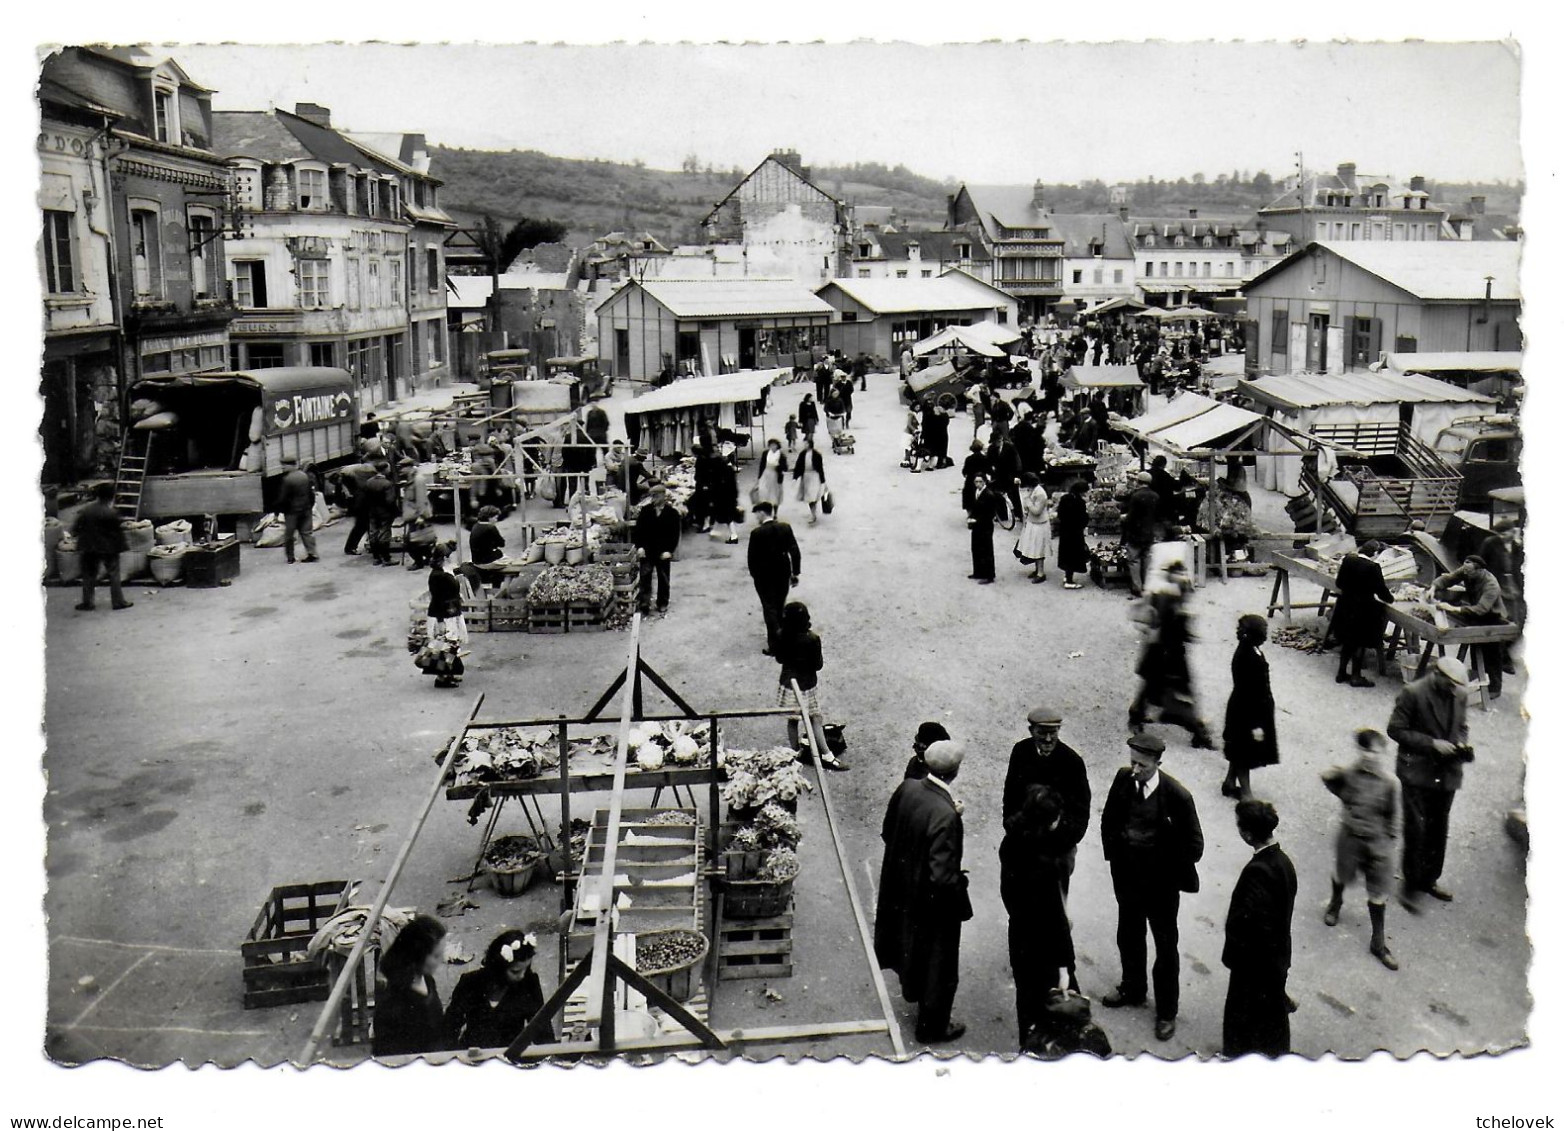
[1014,472,1052,583]
[774,601,847,771]
[1221,614,1279,799]
[792,438,827,525]
[422,548,467,688]
[754,438,787,514]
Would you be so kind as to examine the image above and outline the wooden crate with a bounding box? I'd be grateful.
[566,596,612,631]
[325,946,379,1046]
[528,601,569,634]
[488,597,530,632]
[240,880,356,1010]
[462,597,491,633]
[717,902,794,981]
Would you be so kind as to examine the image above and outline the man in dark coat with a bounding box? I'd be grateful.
[1002,706,1090,896]
[70,481,133,611]
[1221,799,1298,1058]
[1478,517,1521,674]
[1388,656,1473,911]
[632,483,682,616]
[1001,783,1077,1045]
[1148,455,1179,526]
[1120,471,1162,597]
[273,456,319,565]
[554,421,599,508]
[1331,541,1394,687]
[874,740,972,1045]
[337,460,379,554]
[1433,555,1510,698]
[746,501,800,655]
[361,462,399,566]
[1010,410,1044,476]
[1100,733,1204,1041]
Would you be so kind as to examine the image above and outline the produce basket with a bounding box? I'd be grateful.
[484,834,546,897]
[633,928,709,1003]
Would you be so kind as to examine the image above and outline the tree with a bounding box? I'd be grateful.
[498,217,570,270]
[1252,171,1274,197]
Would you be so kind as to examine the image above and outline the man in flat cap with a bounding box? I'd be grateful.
[1432,554,1510,700]
[746,500,801,656]
[1099,733,1204,1041]
[1003,706,1091,896]
[1120,470,1162,597]
[874,740,973,1045]
[1388,655,1475,912]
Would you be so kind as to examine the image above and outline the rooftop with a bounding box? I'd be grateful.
[817,272,1013,314]
[615,278,834,319]
[1301,241,1520,301]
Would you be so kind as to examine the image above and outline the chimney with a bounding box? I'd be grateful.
[1033,179,1047,211]
[1188,208,1198,219]
[1336,162,1357,188]
[1470,195,1487,215]
[293,102,332,127]
[1409,175,1426,193]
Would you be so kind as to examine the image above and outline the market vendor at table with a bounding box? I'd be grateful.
[1431,555,1510,700]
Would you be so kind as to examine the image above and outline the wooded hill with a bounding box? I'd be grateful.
[429,145,1522,247]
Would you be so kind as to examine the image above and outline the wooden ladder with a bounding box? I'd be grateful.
[113,430,152,519]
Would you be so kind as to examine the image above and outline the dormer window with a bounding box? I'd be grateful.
[297,167,327,211]
[153,86,176,143]
[1143,234,1154,248]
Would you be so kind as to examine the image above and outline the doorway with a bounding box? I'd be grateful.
[614,329,630,377]
[739,328,757,370]
[1307,313,1329,371]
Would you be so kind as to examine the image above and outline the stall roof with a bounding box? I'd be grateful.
[912,326,1004,358]
[629,278,833,319]
[1063,364,1145,389]
[1120,392,1263,453]
[622,370,784,416]
[817,273,1015,315]
[962,319,1023,345]
[907,360,961,397]
[1385,351,1523,375]
[1238,371,1496,412]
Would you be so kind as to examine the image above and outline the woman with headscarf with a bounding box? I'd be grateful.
[754,437,788,514]
[445,930,550,1050]
[1221,614,1279,800]
[1014,472,1052,584]
[372,914,449,1058]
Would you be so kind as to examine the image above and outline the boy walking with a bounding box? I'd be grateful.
[784,415,800,452]
[1321,729,1400,970]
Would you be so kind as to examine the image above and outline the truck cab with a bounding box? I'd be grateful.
[1433,415,1522,509]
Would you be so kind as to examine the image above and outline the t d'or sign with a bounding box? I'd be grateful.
[268,389,355,434]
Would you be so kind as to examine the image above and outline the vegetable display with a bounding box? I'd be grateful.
[442,720,722,787]
[720,747,813,811]
[635,929,706,974]
[526,563,615,606]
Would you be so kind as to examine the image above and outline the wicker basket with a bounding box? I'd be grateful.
[720,876,795,920]
[633,928,709,1002]
[484,834,545,897]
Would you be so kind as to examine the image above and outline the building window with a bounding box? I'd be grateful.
[153,88,175,143]
[1071,269,1083,284]
[309,341,336,367]
[895,270,908,279]
[426,247,440,292]
[1393,222,1406,240]
[1271,310,1288,357]
[1201,262,1211,278]
[1159,262,1168,277]
[857,268,871,278]
[858,244,871,257]
[187,212,219,298]
[1225,262,1235,277]
[346,256,361,307]
[1316,221,1329,240]
[390,256,404,303]
[1092,268,1103,285]
[1174,262,1184,278]
[367,259,382,307]
[1349,222,1361,239]
[245,343,286,369]
[42,210,76,294]
[426,318,444,365]
[367,179,380,216]
[130,207,162,298]
[921,269,932,278]
[1113,269,1124,285]
[232,260,267,308]
[297,168,327,210]
[298,259,330,308]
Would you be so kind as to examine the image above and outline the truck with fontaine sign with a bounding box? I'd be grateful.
[124,367,359,523]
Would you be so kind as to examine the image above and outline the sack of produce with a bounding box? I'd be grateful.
[133,410,179,431]
[120,519,155,554]
[247,406,265,444]
[254,518,287,549]
[155,519,193,546]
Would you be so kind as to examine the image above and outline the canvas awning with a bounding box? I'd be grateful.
[1237,371,1496,412]
[1384,352,1523,376]
[1120,392,1263,454]
[906,360,962,397]
[1063,364,1145,390]
[1084,296,1149,315]
[912,326,1004,358]
[962,320,1023,346]
[622,369,783,417]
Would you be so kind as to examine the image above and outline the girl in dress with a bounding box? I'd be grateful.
[446,930,550,1050]
[1015,471,1052,584]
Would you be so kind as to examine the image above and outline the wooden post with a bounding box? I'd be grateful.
[298,693,485,1064]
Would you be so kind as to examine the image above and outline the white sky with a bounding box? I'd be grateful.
[158,41,1523,185]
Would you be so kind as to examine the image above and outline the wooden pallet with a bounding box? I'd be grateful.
[567,596,614,631]
[716,902,794,981]
[489,597,530,632]
[462,598,491,632]
[528,602,570,634]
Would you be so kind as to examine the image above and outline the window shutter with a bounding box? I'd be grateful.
[1368,318,1383,363]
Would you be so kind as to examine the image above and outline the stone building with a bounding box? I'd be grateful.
[700,150,852,284]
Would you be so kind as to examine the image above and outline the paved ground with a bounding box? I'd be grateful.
[41,370,1529,1065]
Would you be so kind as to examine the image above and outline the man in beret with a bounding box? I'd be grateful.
[874,740,973,1045]
[904,721,951,781]
[1388,655,1473,911]
[1003,706,1091,896]
[1099,733,1205,1041]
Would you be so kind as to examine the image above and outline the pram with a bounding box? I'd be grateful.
[827,415,855,455]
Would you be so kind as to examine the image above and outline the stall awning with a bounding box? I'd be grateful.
[622,369,784,417]
[1238,371,1497,412]
[1120,392,1263,454]
[1063,364,1145,390]
[912,326,1004,358]
[907,360,961,397]
[1384,351,1523,376]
